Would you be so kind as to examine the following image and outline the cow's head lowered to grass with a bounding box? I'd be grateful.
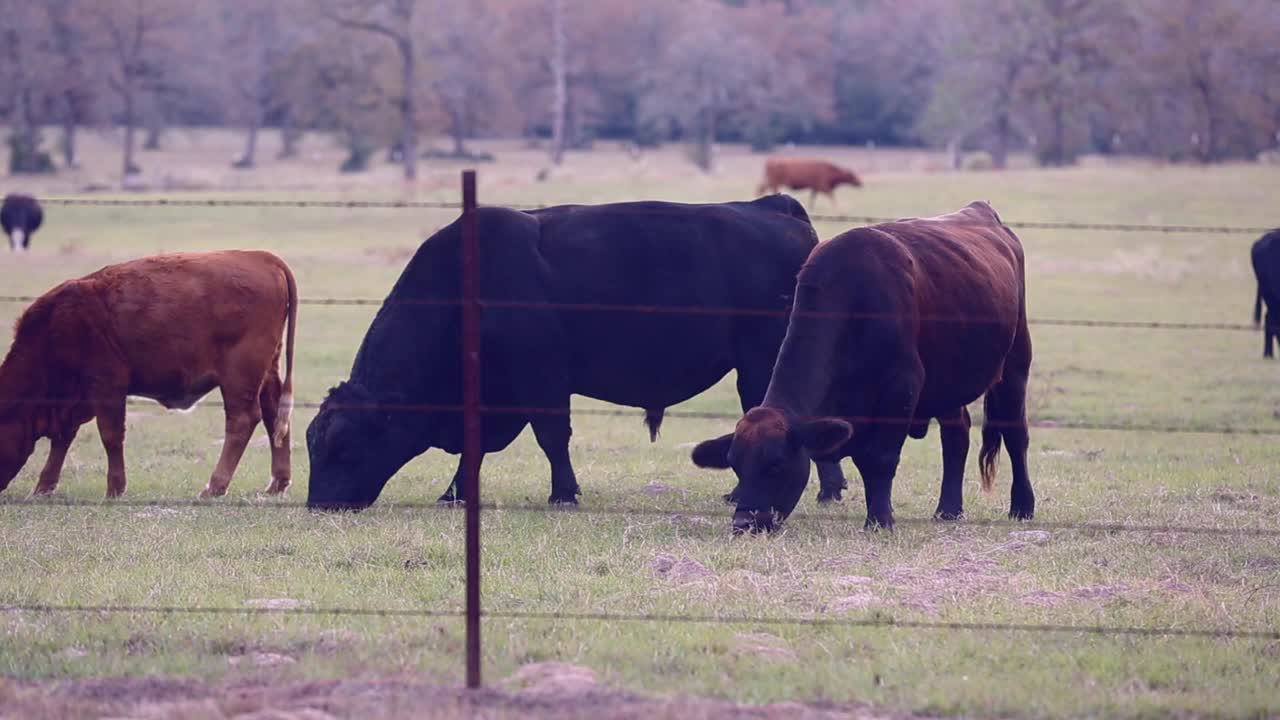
[692,407,851,534]
[306,381,421,510]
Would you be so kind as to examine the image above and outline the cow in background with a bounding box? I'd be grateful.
[1,194,43,252]
[756,158,862,207]
[0,251,297,499]
[1252,229,1280,357]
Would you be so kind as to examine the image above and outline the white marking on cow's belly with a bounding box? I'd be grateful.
[143,391,213,412]
[10,230,24,252]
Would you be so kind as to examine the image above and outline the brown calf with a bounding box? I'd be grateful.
[0,251,297,499]
[756,157,862,206]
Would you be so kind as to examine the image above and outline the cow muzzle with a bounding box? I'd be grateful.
[9,230,24,253]
[731,508,778,535]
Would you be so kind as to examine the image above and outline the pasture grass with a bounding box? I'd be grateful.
[1,134,1279,717]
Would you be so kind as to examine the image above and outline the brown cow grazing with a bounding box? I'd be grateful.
[691,201,1034,533]
[0,251,297,499]
[756,157,862,206]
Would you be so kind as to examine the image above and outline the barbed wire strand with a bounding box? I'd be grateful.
[2,602,1275,640]
[32,196,1275,235]
[0,394,1271,436]
[0,294,1262,334]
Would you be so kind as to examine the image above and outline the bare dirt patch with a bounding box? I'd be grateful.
[731,633,798,663]
[0,671,905,719]
[650,554,716,584]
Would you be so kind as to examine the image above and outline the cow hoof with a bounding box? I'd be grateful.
[436,495,464,507]
[264,480,290,495]
[547,496,579,507]
[817,489,844,504]
[933,508,964,521]
[863,516,895,532]
[1009,508,1034,521]
[198,486,226,500]
[28,487,56,498]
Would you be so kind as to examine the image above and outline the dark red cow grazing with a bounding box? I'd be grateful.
[0,251,297,499]
[1251,229,1280,357]
[756,158,862,206]
[692,201,1034,533]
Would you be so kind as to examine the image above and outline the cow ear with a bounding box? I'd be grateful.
[691,433,734,469]
[792,418,852,458]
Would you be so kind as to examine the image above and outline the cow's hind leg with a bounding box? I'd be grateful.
[258,364,290,494]
[31,426,81,497]
[201,386,263,499]
[981,328,1034,520]
[96,400,128,498]
[1266,307,1277,358]
[934,407,970,520]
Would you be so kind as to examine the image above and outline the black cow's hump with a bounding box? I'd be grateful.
[750,193,811,224]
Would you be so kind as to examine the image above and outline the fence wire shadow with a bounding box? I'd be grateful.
[2,602,1276,642]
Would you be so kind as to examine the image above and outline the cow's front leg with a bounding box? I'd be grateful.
[532,414,579,505]
[815,460,848,503]
[96,404,128,498]
[31,426,81,497]
[202,393,261,498]
[437,453,485,505]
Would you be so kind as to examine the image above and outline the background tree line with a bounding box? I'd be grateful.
[1,0,1277,178]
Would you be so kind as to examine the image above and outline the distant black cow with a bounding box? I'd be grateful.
[1,194,43,253]
[305,196,849,510]
[692,202,1033,533]
[1252,229,1280,358]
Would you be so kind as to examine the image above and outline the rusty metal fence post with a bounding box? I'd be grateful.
[461,170,483,688]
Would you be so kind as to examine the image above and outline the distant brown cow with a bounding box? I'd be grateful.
[756,158,862,206]
[0,251,297,499]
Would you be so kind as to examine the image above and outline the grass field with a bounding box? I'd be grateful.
[1,132,1279,718]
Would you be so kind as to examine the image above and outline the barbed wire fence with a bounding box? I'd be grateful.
[1,178,1277,689]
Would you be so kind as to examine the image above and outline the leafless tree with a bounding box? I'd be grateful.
[90,0,184,178]
[0,0,56,173]
[1135,0,1277,162]
[44,0,95,169]
[640,2,765,170]
[427,0,510,156]
[221,1,307,168]
[324,0,422,181]
[548,0,568,165]
[918,0,1041,168]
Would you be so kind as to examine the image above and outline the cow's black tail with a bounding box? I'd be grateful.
[644,407,665,442]
[1255,282,1264,326]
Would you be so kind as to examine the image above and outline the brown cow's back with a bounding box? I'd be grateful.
[84,251,293,408]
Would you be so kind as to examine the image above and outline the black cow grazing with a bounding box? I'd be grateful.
[1,194,43,253]
[1252,229,1280,358]
[691,201,1034,533]
[305,196,849,510]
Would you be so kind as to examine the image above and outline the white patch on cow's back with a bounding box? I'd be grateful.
[10,229,24,252]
